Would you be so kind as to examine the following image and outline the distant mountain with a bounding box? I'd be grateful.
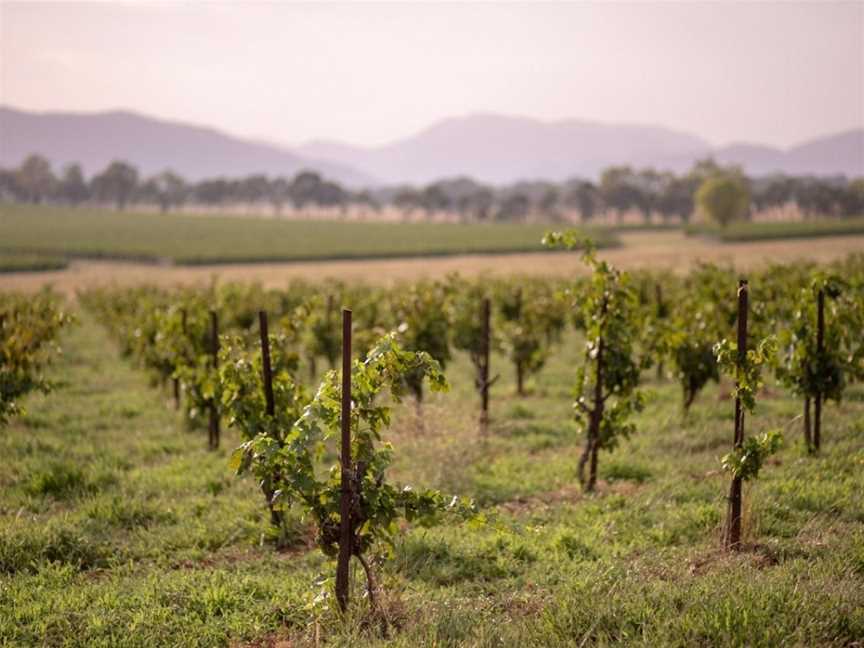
[715,130,864,177]
[296,114,864,183]
[0,106,376,186]
[297,113,714,184]
[2,107,861,187]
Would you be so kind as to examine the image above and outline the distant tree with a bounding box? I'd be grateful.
[565,180,601,222]
[351,190,380,214]
[139,170,186,212]
[751,175,796,212]
[58,163,90,205]
[393,188,423,216]
[195,178,231,205]
[688,158,726,183]
[695,175,750,227]
[157,171,187,212]
[91,160,139,209]
[289,170,322,209]
[0,167,24,201]
[847,178,864,217]
[237,174,270,204]
[269,177,291,214]
[496,192,530,222]
[599,166,644,221]
[539,187,560,220]
[460,188,495,222]
[657,174,695,222]
[421,184,451,214]
[316,180,347,211]
[16,154,56,203]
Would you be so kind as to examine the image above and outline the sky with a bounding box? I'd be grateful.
[1,1,862,149]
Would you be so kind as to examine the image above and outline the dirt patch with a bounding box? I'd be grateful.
[686,543,780,576]
[498,479,640,516]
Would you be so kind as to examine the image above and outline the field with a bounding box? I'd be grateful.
[2,310,863,646]
[2,230,863,297]
[686,218,864,242]
[0,204,617,265]
[0,252,68,274]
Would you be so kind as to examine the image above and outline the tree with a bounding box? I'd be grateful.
[289,170,322,209]
[153,171,187,212]
[393,188,423,217]
[16,154,55,203]
[461,188,495,222]
[58,164,90,205]
[538,187,561,220]
[565,180,601,222]
[695,175,750,227]
[91,160,139,209]
[599,166,644,222]
[269,177,291,215]
[496,192,530,222]
[237,174,270,205]
[0,167,23,201]
[420,184,451,214]
[194,178,231,205]
[657,174,695,223]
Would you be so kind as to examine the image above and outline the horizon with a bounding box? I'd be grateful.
[1,2,862,150]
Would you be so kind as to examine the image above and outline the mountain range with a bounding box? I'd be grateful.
[1,106,861,186]
[0,107,375,186]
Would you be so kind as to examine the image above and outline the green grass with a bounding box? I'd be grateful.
[0,203,618,265]
[1,314,863,646]
[0,252,68,273]
[686,218,864,242]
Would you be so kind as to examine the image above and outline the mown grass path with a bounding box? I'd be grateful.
[1,314,863,646]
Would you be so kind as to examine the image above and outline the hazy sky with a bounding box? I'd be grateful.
[1,2,862,148]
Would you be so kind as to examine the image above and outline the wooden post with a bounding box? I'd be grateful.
[725,279,748,550]
[588,296,607,492]
[258,310,284,534]
[813,288,825,452]
[655,283,665,380]
[208,310,220,450]
[480,297,491,434]
[258,311,275,417]
[172,308,188,410]
[514,288,525,396]
[335,309,353,613]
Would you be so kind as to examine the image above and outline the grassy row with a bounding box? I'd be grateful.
[0,204,618,265]
[686,218,864,242]
[1,313,862,646]
[0,252,68,274]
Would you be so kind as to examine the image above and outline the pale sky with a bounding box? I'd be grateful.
[1,1,862,148]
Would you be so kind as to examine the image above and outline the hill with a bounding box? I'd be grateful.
[298,114,864,183]
[3,107,861,186]
[297,113,713,184]
[0,106,375,186]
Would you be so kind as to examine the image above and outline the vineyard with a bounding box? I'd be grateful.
[1,236,863,646]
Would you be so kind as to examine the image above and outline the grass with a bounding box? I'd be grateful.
[0,252,68,274]
[0,203,618,265]
[1,313,863,646]
[686,218,864,242]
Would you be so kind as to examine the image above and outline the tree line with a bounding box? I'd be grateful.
[2,153,863,224]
